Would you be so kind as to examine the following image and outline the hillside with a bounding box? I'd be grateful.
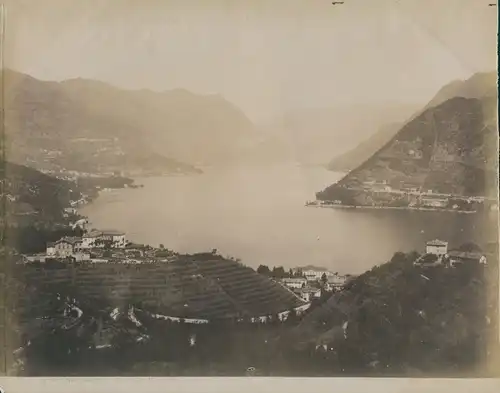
[6,255,306,375]
[0,161,85,223]
[282,251,498,376]
[327,71,497,172]
[8,250,498,376]
[3,69,255,174]
[0,161,96,254]
[317,95,498,202]
[13,255,305,321]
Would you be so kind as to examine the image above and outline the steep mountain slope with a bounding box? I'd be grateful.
[327,71,497,172]
[3,70,255,173]
[317,95,498,202]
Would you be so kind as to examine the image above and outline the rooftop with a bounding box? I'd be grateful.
[299,265,330,272]
[102,230,125,236]
[82,229,125,238]
[83,230,103,238]
[426,239,448,246]
[57,237,82,245]
[448,250,485,260]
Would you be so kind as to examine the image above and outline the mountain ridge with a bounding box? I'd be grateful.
[327,71,497,172]
[3,69,255,174]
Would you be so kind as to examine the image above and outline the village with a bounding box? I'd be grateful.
[309,179,497,213]
[21,228,178,265]
[275,267,353,302]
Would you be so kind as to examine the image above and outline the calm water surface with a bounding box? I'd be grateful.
[80,163,488,274]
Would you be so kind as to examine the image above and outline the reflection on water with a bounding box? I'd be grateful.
[80,164,493,275]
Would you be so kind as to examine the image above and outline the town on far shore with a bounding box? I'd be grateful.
[308,178,498,213]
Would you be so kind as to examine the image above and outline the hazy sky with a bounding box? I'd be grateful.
[3,0,497,121]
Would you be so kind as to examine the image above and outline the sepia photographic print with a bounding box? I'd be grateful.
[0,0,499,390]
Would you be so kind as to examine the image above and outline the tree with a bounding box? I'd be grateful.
[159,244,165,249]
[257,265,271,276]
[320,273,328,288]
[272,266,286,278]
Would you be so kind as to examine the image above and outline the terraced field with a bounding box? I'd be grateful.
[13,256,305,321]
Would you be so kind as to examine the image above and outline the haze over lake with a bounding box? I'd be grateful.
[80,163,485,275]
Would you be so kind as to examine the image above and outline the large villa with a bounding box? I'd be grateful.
[413,239,488,268]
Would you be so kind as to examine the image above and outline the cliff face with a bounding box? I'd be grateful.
[318,95,498,201]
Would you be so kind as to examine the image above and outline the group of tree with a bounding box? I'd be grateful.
[256,265,304,279]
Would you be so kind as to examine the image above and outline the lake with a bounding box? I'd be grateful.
[80,163,492,275]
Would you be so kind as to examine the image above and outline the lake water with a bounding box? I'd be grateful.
[80,163,491,275]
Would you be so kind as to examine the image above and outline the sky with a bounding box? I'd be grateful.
[2,0,498,122]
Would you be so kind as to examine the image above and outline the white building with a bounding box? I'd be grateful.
[421,197,448,208]
[46,242,56,257]
[82,230,126,249]
[47,237,83,257]
[426,239,448,256]
[301,267,334,282]
[281,277,307,289]
[72,252,91,262]
[295,287,321,302]
[326,274,348,290]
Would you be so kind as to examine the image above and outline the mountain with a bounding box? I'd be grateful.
[286,251,498,376]
[272,103,417,166]
[327,122,401,172]
[425,72,498,110]
[317,94,498,202]
[327,71,497,172]
[3,70,255,174]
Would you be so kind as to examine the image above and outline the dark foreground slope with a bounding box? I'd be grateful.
[6,255,305,375]
[8,250,497,376]
[13,255,304,321]
[276,251,499,377]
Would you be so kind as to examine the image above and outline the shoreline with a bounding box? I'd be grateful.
[306,202,478,214]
